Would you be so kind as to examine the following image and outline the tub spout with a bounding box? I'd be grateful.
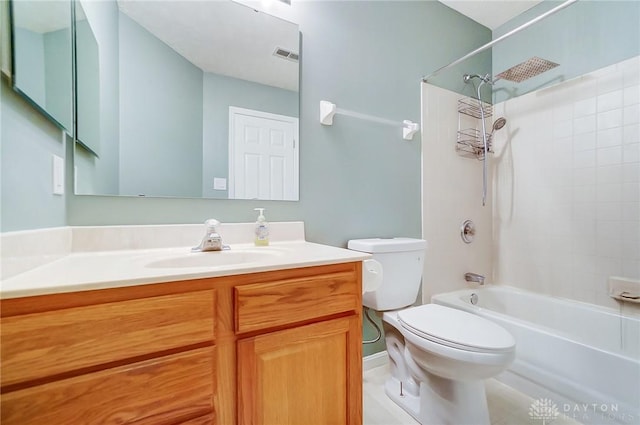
[465,272,485,285]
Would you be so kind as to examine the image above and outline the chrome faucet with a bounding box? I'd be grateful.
[192,219,225,252]
[464,272,485,285]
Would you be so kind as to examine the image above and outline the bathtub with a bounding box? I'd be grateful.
[432,285,640,425]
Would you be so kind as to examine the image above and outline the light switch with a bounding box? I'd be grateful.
[52,154,64,195]
[214,177,227,190]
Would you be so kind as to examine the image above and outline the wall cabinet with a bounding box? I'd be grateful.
[0,262,362,425]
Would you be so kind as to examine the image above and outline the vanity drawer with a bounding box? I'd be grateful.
[1,347,215,425]
[235,266,360,334]
[1,290,216,388]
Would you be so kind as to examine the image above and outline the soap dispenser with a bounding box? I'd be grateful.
[254,208,269,246]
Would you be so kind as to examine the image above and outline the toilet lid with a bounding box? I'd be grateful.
[397,304,515,352]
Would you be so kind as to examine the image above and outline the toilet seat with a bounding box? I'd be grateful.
[397,304,515,353]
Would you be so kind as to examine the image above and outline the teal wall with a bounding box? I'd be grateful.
[2,0,491,239]
[13,28,45,106]
[75,0,121,196]
[65,1,489,244]
[492,0,640,103]
[43,28,72,132]
[13,27,73,132]
[118,12,203,197]
[1,1,491,357]
[76,19,101,156]
[202,72,299,199]
[1,79,66,230]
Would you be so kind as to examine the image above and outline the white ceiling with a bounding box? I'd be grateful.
[438,0,544,29]
[117,0,299,92]
[118,0,539,93]
[19,0,540,91]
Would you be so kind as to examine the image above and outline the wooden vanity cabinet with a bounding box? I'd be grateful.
[2,348,215,425]
[0,261,363,425]
[1,286,218,425]
[235,264,363,425]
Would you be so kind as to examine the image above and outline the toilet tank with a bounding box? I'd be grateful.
[348,238,427,311]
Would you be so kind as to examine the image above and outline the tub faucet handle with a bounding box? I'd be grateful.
[465,272,485,285]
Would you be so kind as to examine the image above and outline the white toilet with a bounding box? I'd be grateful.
[349,238,515,425]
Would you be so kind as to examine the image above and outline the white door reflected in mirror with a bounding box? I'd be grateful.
[229,107,299,201]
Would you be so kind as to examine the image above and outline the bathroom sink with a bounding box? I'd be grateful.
[145,249,281,269]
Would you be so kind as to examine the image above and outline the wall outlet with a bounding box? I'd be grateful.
[214,177,227,190]
[52,154,64,195]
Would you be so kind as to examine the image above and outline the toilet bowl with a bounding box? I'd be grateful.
[348,238,516,425]
[395,304,514,377]
[383,304,515,425]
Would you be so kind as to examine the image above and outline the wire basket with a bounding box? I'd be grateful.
[458,97,493,120]
[456,128,493,160]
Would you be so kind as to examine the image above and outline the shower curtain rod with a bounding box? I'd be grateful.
[421,0,578,83]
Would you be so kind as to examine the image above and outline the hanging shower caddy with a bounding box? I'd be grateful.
[456,97,493,160]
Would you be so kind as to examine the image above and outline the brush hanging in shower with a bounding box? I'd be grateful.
[456,97,493,160]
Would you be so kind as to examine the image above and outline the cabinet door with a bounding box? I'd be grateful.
[237,316,362,425]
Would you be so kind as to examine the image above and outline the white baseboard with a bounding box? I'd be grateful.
[363,351,388,371]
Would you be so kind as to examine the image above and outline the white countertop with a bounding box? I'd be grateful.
[1,241,370,299]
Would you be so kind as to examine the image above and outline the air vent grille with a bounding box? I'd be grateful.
[273,47,299,63]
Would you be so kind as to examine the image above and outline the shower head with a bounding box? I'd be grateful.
[495,57,559,83]
[492,117,507,133]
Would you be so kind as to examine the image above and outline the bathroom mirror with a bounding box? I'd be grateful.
[11,0,73,133]
[74,1,99,156]
[74,0,300,200]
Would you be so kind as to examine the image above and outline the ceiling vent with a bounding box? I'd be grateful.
[273,47,299,63]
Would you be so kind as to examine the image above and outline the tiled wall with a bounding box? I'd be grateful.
[421,83,494,303]
[493,56,640,310]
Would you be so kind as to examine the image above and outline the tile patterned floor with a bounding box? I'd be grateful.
[363,363,583,425]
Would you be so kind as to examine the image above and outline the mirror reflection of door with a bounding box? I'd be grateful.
[229,107,298,201]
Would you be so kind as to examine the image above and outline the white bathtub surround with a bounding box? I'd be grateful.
[418,55,638,425]
[421,57,640,306]
[0,222,370,299]
[421,84,493,302]
[433,285,640,425]
[492,55,640,310]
